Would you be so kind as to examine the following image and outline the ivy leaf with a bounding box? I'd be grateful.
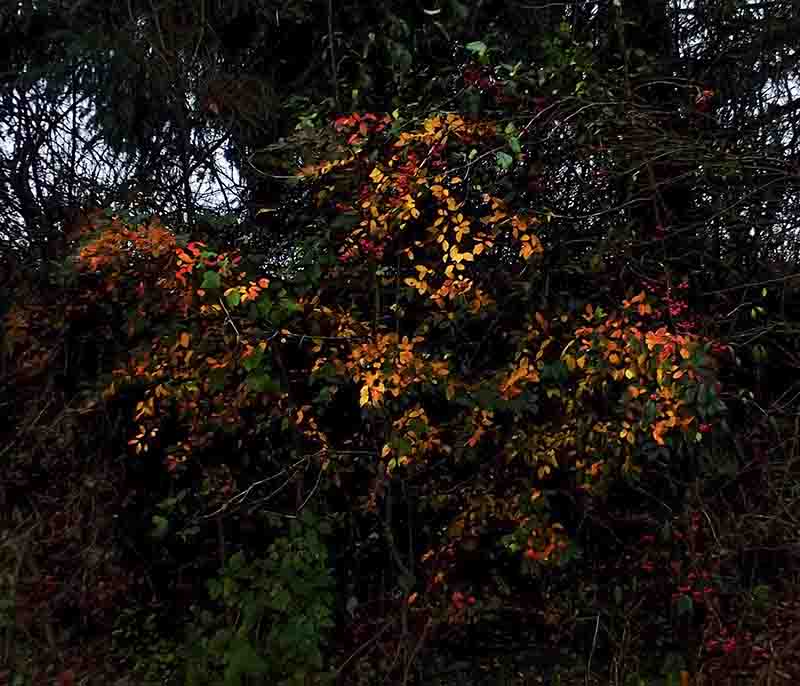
[496,152,514,171]
[201,270,221,290]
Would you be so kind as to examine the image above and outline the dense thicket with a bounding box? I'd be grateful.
[2,2,800,686]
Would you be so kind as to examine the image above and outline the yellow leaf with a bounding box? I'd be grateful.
[180,332,190,348]
[538,464,552,478]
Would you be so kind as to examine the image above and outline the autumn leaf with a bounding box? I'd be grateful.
[519,234,543,260]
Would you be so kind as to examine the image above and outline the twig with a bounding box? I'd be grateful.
[296,465,324,512]
[335,620,393,677]
[269,328,371,343]
[327,0,340,109]
[443,99,563,178]
[0,398,54,458]
[199,456,310,519]
[403,619,432,686]
[190,0,206,66]
[230,477,293,513]
[586,614,600,686]
[218,296,241,341]
[701,272,800,297]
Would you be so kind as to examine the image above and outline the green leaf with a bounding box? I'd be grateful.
[394,437,412,456]
[225,638,268,682]
[257,296,273,319]
[246,373,280,393]
[508,137,521,154]
[496,152,514,170]
[201,270,221,290]
[676,594,693,617]
[226,289,241,307]
[387,38,412,75]
[280,297,300,314]
[208,368,228,393]
[151,515,169,539]
[242,348,264,372]
[466,41,488,57]
[331,213,360,229]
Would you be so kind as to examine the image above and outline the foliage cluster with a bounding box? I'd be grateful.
[3,4,800,686]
